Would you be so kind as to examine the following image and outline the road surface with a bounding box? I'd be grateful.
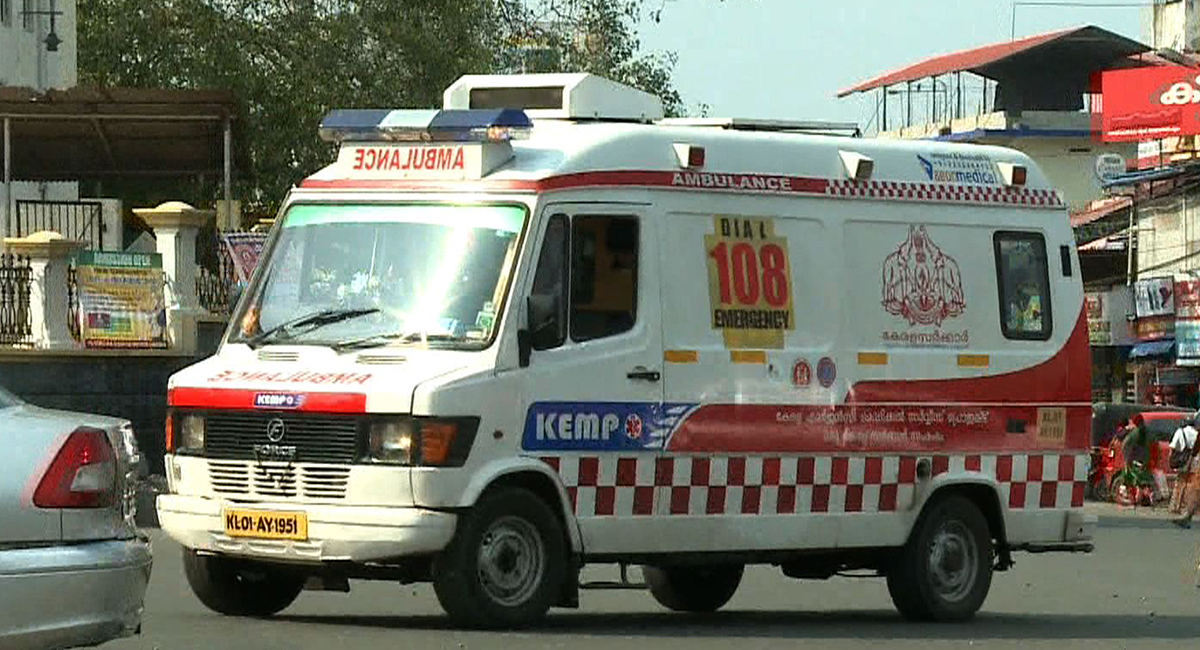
[107,503,1200,650]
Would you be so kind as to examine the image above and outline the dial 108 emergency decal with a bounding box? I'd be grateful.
[704,216,795,349]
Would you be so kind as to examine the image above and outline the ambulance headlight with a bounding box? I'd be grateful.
[177,414,205,454]
[363,417,479,467]
[367,419,416,464]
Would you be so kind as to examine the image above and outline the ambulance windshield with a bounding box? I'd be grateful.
[230,203,526,350]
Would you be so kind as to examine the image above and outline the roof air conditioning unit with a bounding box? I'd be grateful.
[444,73,664,122]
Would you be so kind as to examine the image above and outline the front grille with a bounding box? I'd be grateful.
[203,412,360,464]
[208,460,350,500]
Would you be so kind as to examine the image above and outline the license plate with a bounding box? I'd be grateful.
[223,508,308,541]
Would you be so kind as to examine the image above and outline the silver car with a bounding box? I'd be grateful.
[0,386,153,650]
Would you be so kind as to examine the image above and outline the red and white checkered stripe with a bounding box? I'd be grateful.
[825,180,1063,208]
[539,453,1086,517]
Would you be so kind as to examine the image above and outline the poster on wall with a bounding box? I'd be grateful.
[221,232,269,284]
[73,251,168,349]
[1177,279,1200,365]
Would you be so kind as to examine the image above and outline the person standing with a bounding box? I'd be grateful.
[1173,418,1200,528]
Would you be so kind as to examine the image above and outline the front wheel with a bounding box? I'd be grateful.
[644,565,744,613]
[433,488,567,629]
[1112,477,1137,506]
[886,496,994,622]
[182,549,305,617]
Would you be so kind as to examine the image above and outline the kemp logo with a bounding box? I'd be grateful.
[253,393,305,409]
[522,402,698,452]
[882,225,966,327]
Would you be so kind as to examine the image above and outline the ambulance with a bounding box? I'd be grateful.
[157,73,1096,627]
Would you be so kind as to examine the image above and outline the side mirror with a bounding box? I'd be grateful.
[519,294,561,368]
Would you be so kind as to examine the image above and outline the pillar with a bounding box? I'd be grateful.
[3,231,86,349]
[135,201,215,354]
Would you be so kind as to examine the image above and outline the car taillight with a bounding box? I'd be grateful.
[165,410,176,453]
[33,426,117,509]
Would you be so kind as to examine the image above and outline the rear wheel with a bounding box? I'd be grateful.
[886,496,993,622]
[433,488,567,629]
[644,564,744,613]
[182,548,305,617]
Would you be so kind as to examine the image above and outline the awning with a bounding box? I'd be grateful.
[1129,340,1176,358]
[837,26,1151,97]
[0,86,240,180]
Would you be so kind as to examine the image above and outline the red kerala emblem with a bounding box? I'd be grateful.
[882,225,966,326]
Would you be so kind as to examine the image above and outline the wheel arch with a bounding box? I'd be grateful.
[915,478,1010,558]
[459,458,583,554]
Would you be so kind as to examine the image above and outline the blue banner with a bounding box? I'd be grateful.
[522,402,697,452]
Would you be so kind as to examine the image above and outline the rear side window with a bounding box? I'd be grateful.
[995,232,1052,340]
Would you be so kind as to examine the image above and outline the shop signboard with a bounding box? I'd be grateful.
[72,251,168,349]
[1135,277,1176,317]
[1087,286,1135,346]
[1177,279,1200,365]
[1100,66,1200,142]
[1134,277,1176,341]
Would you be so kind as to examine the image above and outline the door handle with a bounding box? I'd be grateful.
[627,368,661,382]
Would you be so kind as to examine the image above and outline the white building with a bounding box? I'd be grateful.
[0,0,78,90]
[1,0,80,237]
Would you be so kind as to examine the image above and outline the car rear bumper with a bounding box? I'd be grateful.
[0,535,153,650]
[157,493,458,563]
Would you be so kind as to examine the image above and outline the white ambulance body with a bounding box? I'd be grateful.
[158,73,1095,627]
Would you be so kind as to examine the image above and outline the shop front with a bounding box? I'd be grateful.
[1088,285,1136,403]
[1126,277,1200,408]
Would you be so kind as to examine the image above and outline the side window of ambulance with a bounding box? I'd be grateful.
[995,232,1052,341]
[571,216,638,342]
[529,215,568,350]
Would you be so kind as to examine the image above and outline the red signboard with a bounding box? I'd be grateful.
[1099,66,1200,142]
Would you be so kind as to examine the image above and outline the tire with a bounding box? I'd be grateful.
[1093,477,1111,503]
[1113,477,1136,506]
[432,488,567,629]
[182,548,305,617]
[886,495,994,622]
[644,564,744,613]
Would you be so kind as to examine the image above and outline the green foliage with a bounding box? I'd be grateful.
[77,0,686,215]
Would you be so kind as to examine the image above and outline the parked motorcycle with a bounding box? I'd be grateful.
[1111,460,1156,507]
[1088,439,1124,502]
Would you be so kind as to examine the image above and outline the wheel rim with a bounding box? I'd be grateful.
[926,520,979,603]
[476,515,545,607]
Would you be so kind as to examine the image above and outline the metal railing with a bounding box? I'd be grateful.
[197,238,235,315]
[13,200,104,250]
[0,255,32,346]
[67,262,80,342]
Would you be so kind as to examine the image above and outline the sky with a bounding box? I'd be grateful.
[639,0,1147,129]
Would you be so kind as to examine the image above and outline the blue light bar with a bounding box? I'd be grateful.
[319,108,533,143]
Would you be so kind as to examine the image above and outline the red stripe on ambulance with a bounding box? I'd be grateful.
[168,387,367,413]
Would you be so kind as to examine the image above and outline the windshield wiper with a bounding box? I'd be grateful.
[332,330,468,353]
[244,308,380,349]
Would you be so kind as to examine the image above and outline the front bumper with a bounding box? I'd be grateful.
[0,536,153,650]
[157,494,458,563]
